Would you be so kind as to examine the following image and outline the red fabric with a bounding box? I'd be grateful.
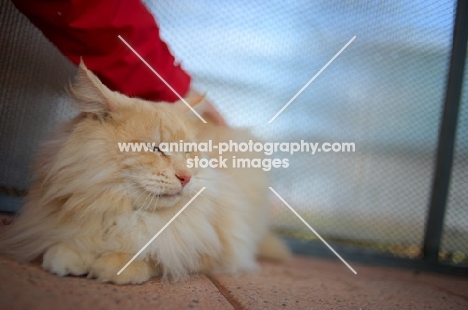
[11,0,191,102]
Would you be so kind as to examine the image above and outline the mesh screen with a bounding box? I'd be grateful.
[147,0,456,256]
[1,0,465,261]
[0,0,77,191]
[441,65,468,264]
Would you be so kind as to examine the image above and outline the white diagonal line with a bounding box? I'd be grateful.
[117,187,206,275]
[118,35,207,123]
[269,187,357,274]
[268,35,356,123]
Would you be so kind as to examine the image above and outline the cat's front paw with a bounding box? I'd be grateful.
[88,252,157,285]
[43,243,93,276]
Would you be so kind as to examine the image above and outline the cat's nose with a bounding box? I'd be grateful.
[176,173,192,186]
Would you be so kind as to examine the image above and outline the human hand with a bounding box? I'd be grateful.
[184,89,227,126]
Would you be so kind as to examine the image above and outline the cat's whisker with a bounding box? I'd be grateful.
[96,180,138,217]
[152,183,163,211]
[133,185,149,205]
[143,181,166,214]
[126,184,146,203]
[144,190,156,214]
[130,187,152,221]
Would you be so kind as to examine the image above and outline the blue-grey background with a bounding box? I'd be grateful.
[146,0,466,256]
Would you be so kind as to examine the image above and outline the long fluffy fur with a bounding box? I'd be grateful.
[0,63,290,284]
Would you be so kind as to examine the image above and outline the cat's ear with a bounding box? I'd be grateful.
[175,92,206,114]
[69,59,115,118]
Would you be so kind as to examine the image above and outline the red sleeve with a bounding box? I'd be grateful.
[11,0,191,103]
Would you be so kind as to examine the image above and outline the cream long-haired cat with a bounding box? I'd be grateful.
[0,63,290,284]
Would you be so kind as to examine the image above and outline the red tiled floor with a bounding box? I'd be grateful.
[0,256,233,310]
[210,256,468,309]
[1,210,467,309]
[1,254,467,310]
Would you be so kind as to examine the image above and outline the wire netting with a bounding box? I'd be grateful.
[0,1,77,192]
[147,0,460,260]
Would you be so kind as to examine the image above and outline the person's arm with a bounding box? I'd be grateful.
[11,0,190,103]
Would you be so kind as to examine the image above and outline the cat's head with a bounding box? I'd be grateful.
[64,62,205,210]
